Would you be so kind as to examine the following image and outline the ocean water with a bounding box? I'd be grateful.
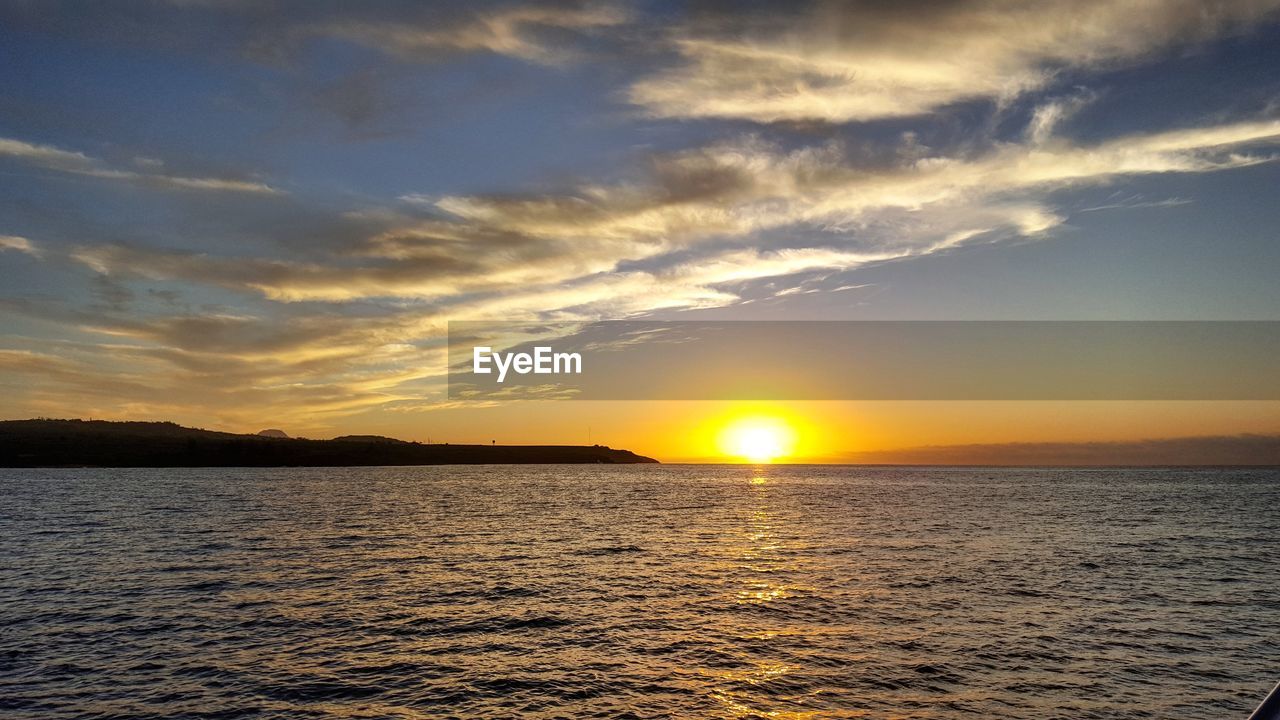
[1,465,1277,719]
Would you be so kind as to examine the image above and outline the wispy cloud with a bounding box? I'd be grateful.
[0,235,41,257]
[0,300,435,434]
[630,0,1280,123]
[0,136,282,194]
[1025,91,1097,145]
[1078,195,1192,212]
[65,115,1280,311]
[312,1,627,65]
[841,434,1280,465]
[2,0,1278,431]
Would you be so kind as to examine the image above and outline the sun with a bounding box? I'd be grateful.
[718,415,797,463]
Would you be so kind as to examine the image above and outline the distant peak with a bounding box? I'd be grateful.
[256,428,290,439]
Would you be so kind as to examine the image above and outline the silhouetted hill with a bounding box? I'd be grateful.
[0,419,658,467]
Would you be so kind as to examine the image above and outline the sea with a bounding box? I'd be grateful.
[2,465,1277,719]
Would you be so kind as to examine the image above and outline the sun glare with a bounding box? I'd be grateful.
[718,416,797,463]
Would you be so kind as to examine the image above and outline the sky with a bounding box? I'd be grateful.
[1,0,1279,462]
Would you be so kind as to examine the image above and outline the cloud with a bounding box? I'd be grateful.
[7,87,1279,428]
[629,0,1280,123]
[1078,195,1192,212]
[63,115,1280,311]
[0,136,282,194]
[312,1,628,65]
[1025,91,1097,144]
[0,235,41,257]
[0,301,438,434]
[4,1,1275,433]
[0,343,417,433]
[70,243,495,302]
[841,433,1280,465]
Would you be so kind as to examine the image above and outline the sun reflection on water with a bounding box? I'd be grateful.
[735,467,797,604]
[708,467,829,718]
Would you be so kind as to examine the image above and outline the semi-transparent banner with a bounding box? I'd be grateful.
[447,321,1280,401]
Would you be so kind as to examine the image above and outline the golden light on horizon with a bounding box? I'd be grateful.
[717,415,797,463]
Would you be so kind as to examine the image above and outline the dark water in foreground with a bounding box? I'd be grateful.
[1,466,1277,719]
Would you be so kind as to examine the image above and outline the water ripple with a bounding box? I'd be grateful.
[1,465,1277,718]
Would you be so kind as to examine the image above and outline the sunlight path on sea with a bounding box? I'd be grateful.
[2,465,1277,718]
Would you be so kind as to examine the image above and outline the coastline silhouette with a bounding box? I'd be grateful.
[0,419,658,467]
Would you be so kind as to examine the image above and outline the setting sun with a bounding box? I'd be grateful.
[718,416,798,463]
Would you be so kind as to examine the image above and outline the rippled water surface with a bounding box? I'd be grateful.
[2,465,1278,718]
